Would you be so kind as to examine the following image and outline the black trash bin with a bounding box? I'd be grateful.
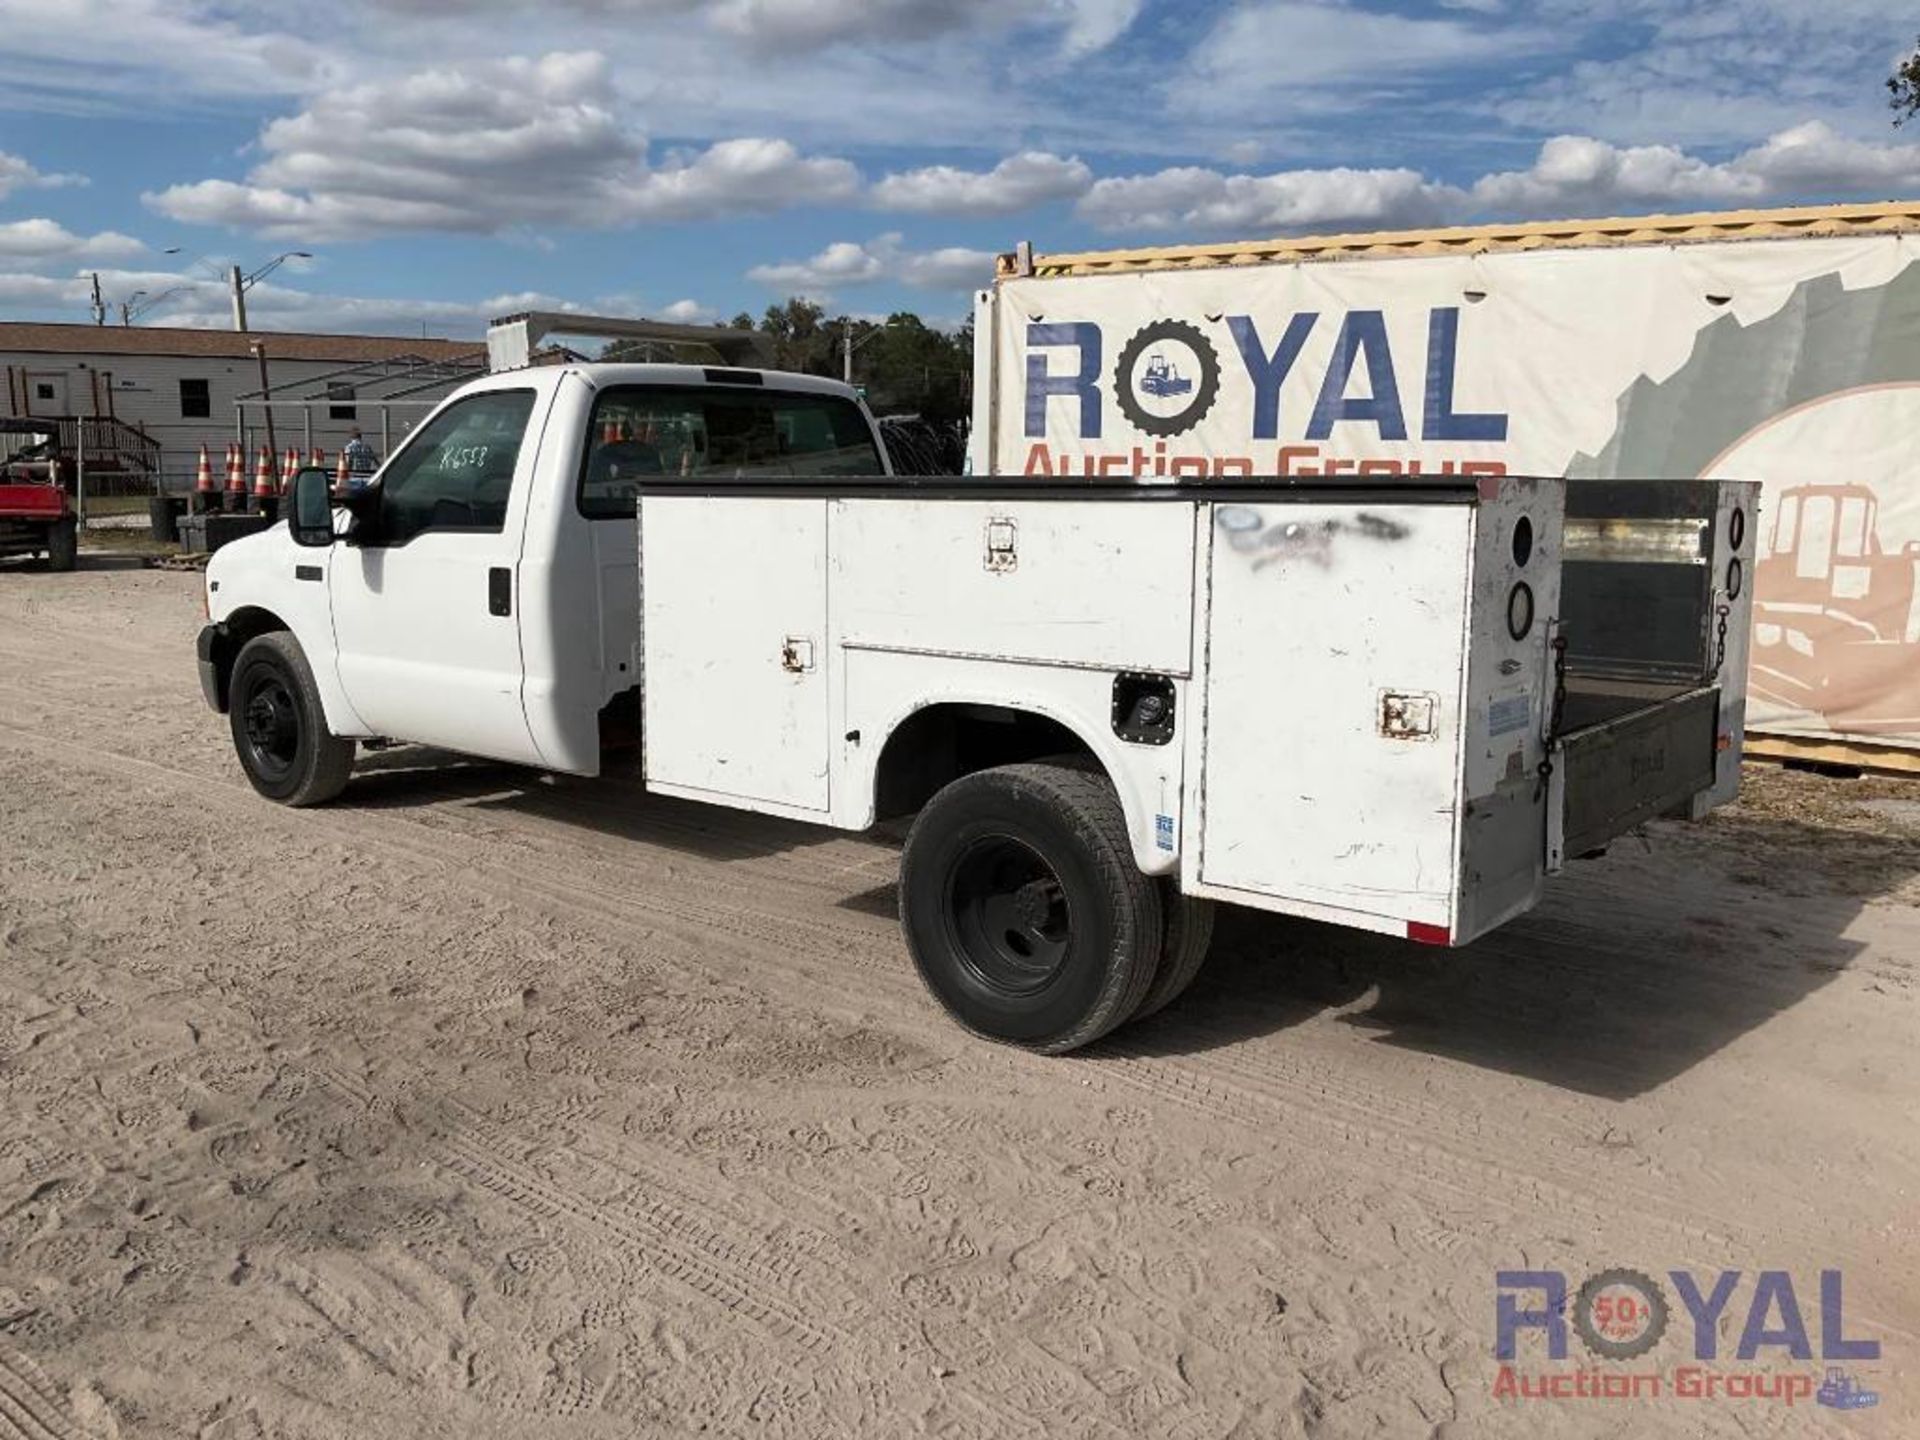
[147,494,187,544]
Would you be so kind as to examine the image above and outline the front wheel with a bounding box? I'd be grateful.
[45,518,76,572]
[899,762,1162,1054]
[228,632,355,806]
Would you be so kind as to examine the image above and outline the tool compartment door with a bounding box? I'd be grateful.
[641,495,830,813]
[1196,501,1473,931]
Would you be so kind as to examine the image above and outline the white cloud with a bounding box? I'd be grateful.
[658,298,718,323]
[0,219,145,261]
[747,234,994,295]
[1731,120,1920,192]
[143,52,859,241]
[0,0,338,112]
[365,0,1135,59]
[712,0,1004,49]
[1492,0,1913,145]
[1469,136,1763,214]
[1472,123,1920,216]
[1181,0,1554,113]
[0,151,83,200]
[0,264,588,337]
[1057,0,1143,57]
[1078,165,1455,233]
[1079,123,1920,235]
[871,151,1092,215]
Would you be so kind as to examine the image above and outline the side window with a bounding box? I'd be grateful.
[327,382,357,421]
[375,389,536,545]
[179,378,211,419]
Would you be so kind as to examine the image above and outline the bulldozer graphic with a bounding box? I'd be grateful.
[1753,481,1920,734]
[1572,264,1920,741]
[1815,1366,1880,1410]
[1138,352,1193,398]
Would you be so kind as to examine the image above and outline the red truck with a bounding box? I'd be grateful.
[0,419,77,572]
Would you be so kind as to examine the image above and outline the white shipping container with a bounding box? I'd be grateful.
[971,203,1920,755]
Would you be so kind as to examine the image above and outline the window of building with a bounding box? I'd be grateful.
[33,382,55,403]
[179,378,211,419]
[328,382,357,421]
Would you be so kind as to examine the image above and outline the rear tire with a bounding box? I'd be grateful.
[46,518,76,572]
[899,762,1161,1054]
[1132,884,1217,1021]
[228,632,355,806]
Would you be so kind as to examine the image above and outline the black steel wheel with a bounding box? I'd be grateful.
[900,762,1161,1054]
[948,835,1075,997]
[227,632,355,806]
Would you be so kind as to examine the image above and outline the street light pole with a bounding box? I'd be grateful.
[228,252,312,333]
[843,316,902,387]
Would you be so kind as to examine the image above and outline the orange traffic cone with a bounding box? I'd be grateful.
[253,447,275,501]
[225,443,248,506]
[335,451,351,489]
[194,444,214,495]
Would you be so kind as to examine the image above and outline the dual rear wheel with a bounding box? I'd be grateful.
[899,762,1214,1054]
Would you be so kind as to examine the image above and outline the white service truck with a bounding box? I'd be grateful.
[196,313,1757,1053]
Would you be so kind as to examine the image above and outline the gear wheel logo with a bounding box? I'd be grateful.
[1113,319,1221,438]
[1573,1268,1669,1360]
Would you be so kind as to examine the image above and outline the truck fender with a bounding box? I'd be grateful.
[859,690,1180,877]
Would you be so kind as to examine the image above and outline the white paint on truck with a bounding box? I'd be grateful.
[198,349,1758,1052]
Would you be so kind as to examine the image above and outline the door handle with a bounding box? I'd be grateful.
[488,566,511,617]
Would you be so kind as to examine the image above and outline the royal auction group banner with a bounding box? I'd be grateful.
[991,232,1920,747]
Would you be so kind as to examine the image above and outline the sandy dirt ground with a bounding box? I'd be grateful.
[0,553,1916,1439]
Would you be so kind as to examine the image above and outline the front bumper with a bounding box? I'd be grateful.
[196,623,227,713]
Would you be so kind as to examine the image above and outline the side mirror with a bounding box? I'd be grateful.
[288,466,336,547]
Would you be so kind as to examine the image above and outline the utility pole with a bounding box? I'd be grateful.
[842,318,854,384]
[251,340,277,464]
[88,273,106,326]
[230,264,249,333]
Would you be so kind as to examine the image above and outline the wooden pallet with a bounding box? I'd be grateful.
[1745,733,1920,779]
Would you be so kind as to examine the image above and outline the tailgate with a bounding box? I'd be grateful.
[1551,682,1720,862]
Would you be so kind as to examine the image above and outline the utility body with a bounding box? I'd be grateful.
[197,321,1758,1052]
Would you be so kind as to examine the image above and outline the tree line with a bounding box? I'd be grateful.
[606,298,974,423]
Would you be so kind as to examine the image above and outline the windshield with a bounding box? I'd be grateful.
[578,384,883,519]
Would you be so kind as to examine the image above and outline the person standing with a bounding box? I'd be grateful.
[342,428,379,490]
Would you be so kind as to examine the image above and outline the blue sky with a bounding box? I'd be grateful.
[1,0,1918,338]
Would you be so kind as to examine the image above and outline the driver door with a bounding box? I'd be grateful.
[329,386,547,763]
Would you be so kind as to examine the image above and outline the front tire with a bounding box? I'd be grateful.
[46,518,76,572]
[228,632,355,806]
[899,762,1162,1054]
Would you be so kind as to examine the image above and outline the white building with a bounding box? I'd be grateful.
[0,322,486,495]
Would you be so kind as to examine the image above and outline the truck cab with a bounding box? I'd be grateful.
[197,359,890,791]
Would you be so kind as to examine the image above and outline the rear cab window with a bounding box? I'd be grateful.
[579,385,883,519]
